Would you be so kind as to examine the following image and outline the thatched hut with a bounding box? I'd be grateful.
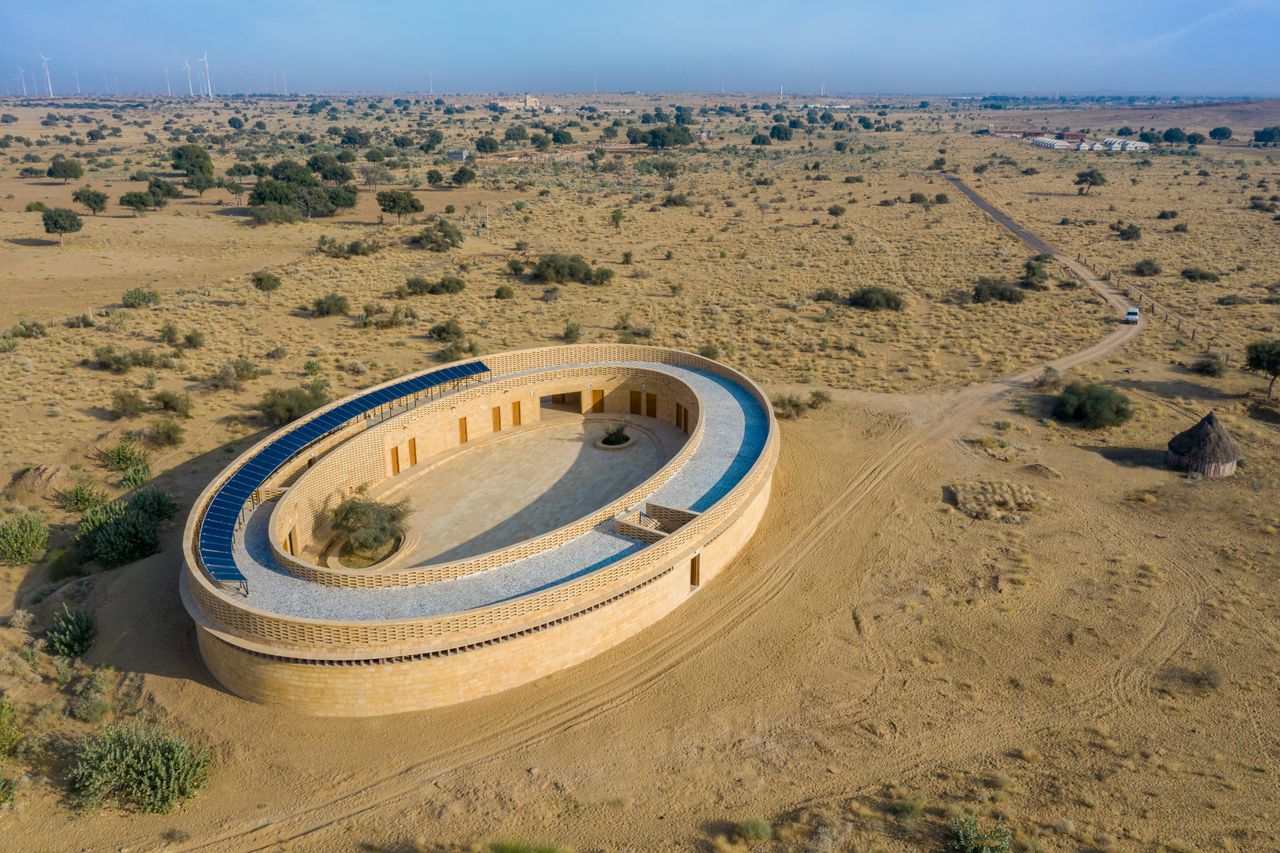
[1166,411,1240,477]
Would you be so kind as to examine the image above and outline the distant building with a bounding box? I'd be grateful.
[1032,136,1070,149]
[446,149,470,162]
[1058,132,1088,142]
[1102,138,1151,151]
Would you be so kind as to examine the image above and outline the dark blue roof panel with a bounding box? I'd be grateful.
[195,361,489,587]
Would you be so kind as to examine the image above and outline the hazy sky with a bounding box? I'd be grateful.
[2,0,1278,97]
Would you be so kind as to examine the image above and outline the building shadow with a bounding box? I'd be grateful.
[1081,445,1168,470]
[1112,377,1239,403]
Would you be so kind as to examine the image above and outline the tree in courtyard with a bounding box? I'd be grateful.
[47,158,84,184]
[42,207,82,246]
[71,187,108,215]
[251,270,281,308]
[1074,168,1107,195]
[1246,339,1280,399]
[376,189,424,224]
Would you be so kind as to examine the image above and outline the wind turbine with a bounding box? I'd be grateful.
[197,53,212,99]
[163,67,171,96]
[281,71,287,96]
[39,55,52,97]
[183,59,194,97]
[73,66,80,94]
[16,67,27,97]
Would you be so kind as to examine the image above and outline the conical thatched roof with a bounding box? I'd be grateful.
[1167,411,1240,465]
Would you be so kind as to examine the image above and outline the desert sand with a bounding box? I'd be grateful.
[0,94,1277,851]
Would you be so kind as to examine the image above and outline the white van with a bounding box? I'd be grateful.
[1123,307,1141,324]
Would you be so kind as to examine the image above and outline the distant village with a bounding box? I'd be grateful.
[980,127,1151,151]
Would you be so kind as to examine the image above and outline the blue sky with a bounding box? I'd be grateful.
[2,0,1277,97]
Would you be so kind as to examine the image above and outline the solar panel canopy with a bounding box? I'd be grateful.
[195,361,488,588]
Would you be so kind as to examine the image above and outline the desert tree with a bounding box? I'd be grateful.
[451,166,476,186]
[376,189,424,224]
[1246,339,1280,398]
[426,168,444,186]
[609,208,624,229]
[1209,126,1232,140]
[185,172,216,196]
[71,187,108,215]
[47,158,84,184]
[359,165,391,190]
[171,144,213,179]
[251,270,281,308]
[1074,168,1106,195]
[119,191,153,216]
[42,207,83,246]
[474,135,499,153]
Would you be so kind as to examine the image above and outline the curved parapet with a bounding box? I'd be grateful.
[181,345,778,716]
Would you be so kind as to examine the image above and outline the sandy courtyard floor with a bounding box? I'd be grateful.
[381,413,681,566]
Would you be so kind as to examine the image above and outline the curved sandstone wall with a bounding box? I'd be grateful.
[181,345,778,715]
[192,474,772,716]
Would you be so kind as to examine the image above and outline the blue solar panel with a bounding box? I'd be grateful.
[196,360,490,587]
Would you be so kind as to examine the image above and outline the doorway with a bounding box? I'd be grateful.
[512,400,522,426]
[591,389,605,413]
[458,416,468,444]
[690,553,701,587]
[390,446,401,475]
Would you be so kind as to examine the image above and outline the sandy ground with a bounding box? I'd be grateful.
[0,96,1277,852]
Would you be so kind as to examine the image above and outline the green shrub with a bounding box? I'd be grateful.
[738,817,773,842]
[248,202,301,225]
[972,278,1026,304]
[1133,258,1161,277]
[408,218,463,252]
[57,482,109,513]
[256,381,329,426]
[494,284,515,300]
[1190,353,1226,377]
[74,487,176,568]
[0,700,21,757]
[0,512,48,566]
[153,390,193,418]
[1053,382,1133,428]
[111,389,146,419]
[1182,267,1220,282]
[562,322,581,343]
[68,724,211,813]
[429,319,465,343]
[698,344,720,359]
[848,286,904,311]
[312,292,350,317]
[121,288,159,309]
[532,253,594,284]
[183,330,206,349]
[948,814,1011,853]
[120,463,150,490]
[99,438,148,472]
[151,418,185,447]
[47,605,96,658]
[129,487,179,522]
